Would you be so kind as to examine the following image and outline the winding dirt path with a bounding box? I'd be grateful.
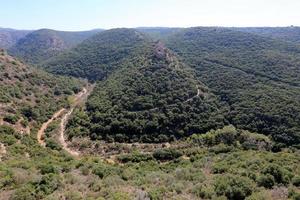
[58,87,89,156]
[37,108,66,147]
[37,87,91,156]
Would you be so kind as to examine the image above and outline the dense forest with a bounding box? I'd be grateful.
[66,40,225,142]
[163,27,300,146]
[43,29,151,81]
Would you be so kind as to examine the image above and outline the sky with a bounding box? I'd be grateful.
[1,0,300,31]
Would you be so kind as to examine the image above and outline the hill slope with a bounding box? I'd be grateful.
[43,28,151,80]
[8,29,102,64]
[44,29,224,142]
[0,49,84,133]
[235,26,300,44]
[0,28,31,49]
[165,27,300,145]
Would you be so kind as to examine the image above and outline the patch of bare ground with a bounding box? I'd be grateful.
[270,186,288,200]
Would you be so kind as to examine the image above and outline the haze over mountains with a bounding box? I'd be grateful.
[1,25,300,199]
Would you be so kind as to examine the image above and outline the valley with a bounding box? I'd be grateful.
[0,26,300,200]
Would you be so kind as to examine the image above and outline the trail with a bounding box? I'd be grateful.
[37,108,65,147]
[58,87,89,156]
[37,86,91,156]
[185,85,201,102]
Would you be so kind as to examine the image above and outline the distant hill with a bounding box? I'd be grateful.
[234,27,300,44]
[8,29,103,64]
[0,28,32,49]
[137,27,183,39]
[0,49,84,132]
[43,28,151,80]
[165,27,300,145]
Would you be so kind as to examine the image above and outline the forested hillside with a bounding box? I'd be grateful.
[66,40,224,142]
[0,28,31,49]
[164,27,300,146]
[43,29,151,81]
[235,26,300,44]
[8,29,102,64]
[0,49,84,132]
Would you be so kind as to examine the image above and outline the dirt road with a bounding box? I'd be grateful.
[37,108,66,147]
[37,86,90,156]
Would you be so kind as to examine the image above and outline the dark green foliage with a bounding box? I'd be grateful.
[214,174,255,200]
[43,28,150,80]
[35,174,61,196]
[3,114,19,124]
[45,138,62,151]
[292,176,300,186]
[153,149,182,161]
[257,174,275,188]
[38,164,59,174]
[165,27,300,146]
[261,164,292,185]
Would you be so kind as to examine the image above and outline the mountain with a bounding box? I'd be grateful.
[234,26,300,44]
[0,49,84,132]
[164,27,300,146]
[43,29,224,142]
[0,28,32,49]
[43,28,151,80]
[8,29,103,64]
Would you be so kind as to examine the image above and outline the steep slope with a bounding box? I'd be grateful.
[8,29,102,64]
[43,28,151,81]
[165,27,300,146]
[234,26,300,44]
[0,28,31,49]
[0,49,84,133]
[66,43,224,143]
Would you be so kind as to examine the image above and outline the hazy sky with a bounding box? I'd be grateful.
[1,0,300,31]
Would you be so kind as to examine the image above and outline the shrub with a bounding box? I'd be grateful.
[190,125,237,146]
[153,149,182,161]
[262,164,292,185]
[35,174,61,196]
[239,131,273,150]
[214,174,255,200]
[45,139,62,151]
[38,164,59,174]
[257,174,275,188]
[3,114,18,124]
[11,184,36,200]
[292,176,300,187]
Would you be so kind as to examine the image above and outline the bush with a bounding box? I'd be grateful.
[190,125,237,146]
[262,164,292,185]
[292,176,300,187]
[11,184,36,200]
[3,115,18,124]
[257,174,275,188]
[39,164,59,174]
[214,174,255,200]
[153,149,182,161]
[45,139,62,151]
[35,174,61,196]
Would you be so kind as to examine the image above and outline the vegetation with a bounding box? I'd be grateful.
[8,29,102,64]
[0,50,84,130]
[164,27,300,146]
